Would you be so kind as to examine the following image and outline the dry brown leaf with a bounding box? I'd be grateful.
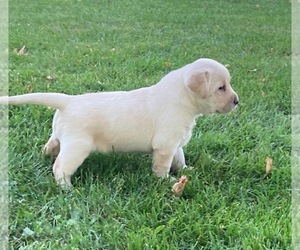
[253,156,274,183]
[27,84,32,93]
[17,45,27,55]
[265,157,273,174]
[260,77,266,83]
[172,175,188,197]
[164,62,172,68]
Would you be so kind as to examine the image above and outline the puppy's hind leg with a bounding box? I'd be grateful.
[44,135,60,157]
[52,140,92,188]
[44,111,61,157]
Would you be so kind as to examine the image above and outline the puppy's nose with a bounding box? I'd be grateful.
[233,96,239,105]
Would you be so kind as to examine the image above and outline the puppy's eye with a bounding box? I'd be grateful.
[218,85,226,91]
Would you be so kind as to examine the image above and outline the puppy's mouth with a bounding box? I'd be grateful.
[216,104,238,114]
[215,110,229,114]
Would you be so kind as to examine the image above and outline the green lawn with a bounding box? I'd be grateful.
[9,0,291,249]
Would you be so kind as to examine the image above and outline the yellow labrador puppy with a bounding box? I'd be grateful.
[0,58,239,187]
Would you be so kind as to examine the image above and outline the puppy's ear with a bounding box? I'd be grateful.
[184,71,210,98]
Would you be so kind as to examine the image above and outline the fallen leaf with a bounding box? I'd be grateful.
[46,75,54,81]
[260,77,266,83]
[17,45,27,55]
[172,175,188,197]
[265,156,273,174]
[249,68,258,72]
[27,84,32,93]
[164,62,172,68]
[224,64,230,68]
[253,156,273,183]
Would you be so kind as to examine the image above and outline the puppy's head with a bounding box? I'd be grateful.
[184,58,239,115]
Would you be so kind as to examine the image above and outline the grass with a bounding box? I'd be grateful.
[8,0,291,249]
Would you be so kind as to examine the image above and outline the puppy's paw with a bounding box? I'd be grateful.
[183,165,194,171]
[152,165,170,178]
[54,171,73,190]
[56,178,73,191]
[169,176,177,182]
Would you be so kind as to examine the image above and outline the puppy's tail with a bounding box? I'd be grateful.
[0,93,70,110]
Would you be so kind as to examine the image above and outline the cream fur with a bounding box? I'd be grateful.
[0,58,239,187]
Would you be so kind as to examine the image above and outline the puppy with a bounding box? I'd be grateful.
[0,58,239,187]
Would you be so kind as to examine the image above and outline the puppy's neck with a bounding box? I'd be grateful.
[155,70,201,118]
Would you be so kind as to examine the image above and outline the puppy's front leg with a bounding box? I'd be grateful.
[152,149,174,178]
[171,147,187,172]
